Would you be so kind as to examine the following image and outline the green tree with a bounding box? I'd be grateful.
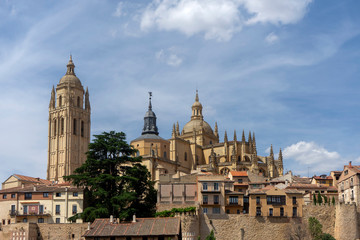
[205,230,216,240]
[321,233,336,240]
[313,194,317,205]
[64,131,157,222]
[324,195,328,204]
[332,196,335,205]
[317,192,323,205]
[308,217,323,240]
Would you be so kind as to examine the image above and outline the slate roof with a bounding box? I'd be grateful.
[84,217,181,237]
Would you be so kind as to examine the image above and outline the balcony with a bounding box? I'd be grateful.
[269,213,288,218]
[201,189,221,193]
[202,201,220,206]
[350,182,354,187]
[16,210,51,217]
[9,210,18,216]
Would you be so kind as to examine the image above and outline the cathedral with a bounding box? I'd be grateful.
[45,57,283,184]
[47,56,91,182]
[130,91,284,183]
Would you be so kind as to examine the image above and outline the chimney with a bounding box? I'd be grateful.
[87,222,91,230]
[110,215,113,223]
[132,214,136,223]
[349,161,352,167]
[33,186,36,191]
[21,183,24,188]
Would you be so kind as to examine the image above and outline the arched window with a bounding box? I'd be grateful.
[238,156,241,162]
[61,118,64,135]
[59,96,62,107]
[185,152,187,161]
[210,141,212,145]
[54,119,57,136]
[77,96,80,107]
[163,151,167,158]
[81,121,84,137]
[73,119,77,135]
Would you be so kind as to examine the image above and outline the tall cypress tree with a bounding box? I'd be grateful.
[64,131,157,222]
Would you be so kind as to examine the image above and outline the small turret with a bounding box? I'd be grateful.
[172,123,176,138]
[85,87,91,111]
[224,130,228,143]
[49,85,55,109]
[270,145,274,159]
[242,130,245,142]
[176,121,180,136]
[278,148,284,176]
[214,122,219,141]
[233,130,237,141]
[252,132,257,155]
[248,131,252,153]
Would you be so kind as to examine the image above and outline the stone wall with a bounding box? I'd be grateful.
[303,205,336,236]
[0,222,38,240]
[334,204,359,240]
[180,205,339,240]
[37,223,88,240]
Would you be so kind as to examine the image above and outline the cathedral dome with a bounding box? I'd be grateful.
[182,119,214,135]
[59,74,82,86]
[59,55,82,87]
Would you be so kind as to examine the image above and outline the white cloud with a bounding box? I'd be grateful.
[141,0,243,41]
[113,2,124,17]
[283,141,346,174]
[265,32,279,44]
[155,48,183,66]
[243,0,313,25]
[140,0,312,41]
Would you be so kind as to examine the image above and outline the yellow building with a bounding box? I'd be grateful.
[131,91,284,184]
[248,186,303,217]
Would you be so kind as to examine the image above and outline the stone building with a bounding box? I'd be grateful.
[338,161,360,205]
[0,175,83,225]
[47,56,91,183]
[248,186,303,217]
[131,91,284,185]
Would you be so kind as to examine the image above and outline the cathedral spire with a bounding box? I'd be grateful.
[233,130,237,141]
[148,92,152,110]
[49,85,55,109]
[142,92,159,135]
[248,131,252,144]
[270,144,274,158]
[252,132,257,154]
[242,129,245,142]
[191,90,203,120]
[279,148,283,163]
[224,130,228,142]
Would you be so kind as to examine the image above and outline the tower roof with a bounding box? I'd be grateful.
[59,55,82,87]
[182,90,213,135]
[142,92,159,136]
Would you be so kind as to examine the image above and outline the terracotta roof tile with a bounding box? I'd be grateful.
[13,174,52,185]
[84,218,180,237]
[229,171,248,177]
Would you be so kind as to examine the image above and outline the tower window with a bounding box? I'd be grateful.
[185,152,187,161]
[54,119,57,136]
[59,95,62,107]
[163,151,166,158]
[77,96,80,107]
[81,121,84,137]
[73,119,77,135]
[61,118,64,135]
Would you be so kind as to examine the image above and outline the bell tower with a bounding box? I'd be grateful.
[47,56,91,182]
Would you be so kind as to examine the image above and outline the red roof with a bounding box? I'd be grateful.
[229,171,248,177]
[313,176,333,180]
[13,174,52,185]
[84,218,181,237]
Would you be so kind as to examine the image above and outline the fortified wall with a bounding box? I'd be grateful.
[181,204,359,240]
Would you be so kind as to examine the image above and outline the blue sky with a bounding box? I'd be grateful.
[0,0,360,182]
